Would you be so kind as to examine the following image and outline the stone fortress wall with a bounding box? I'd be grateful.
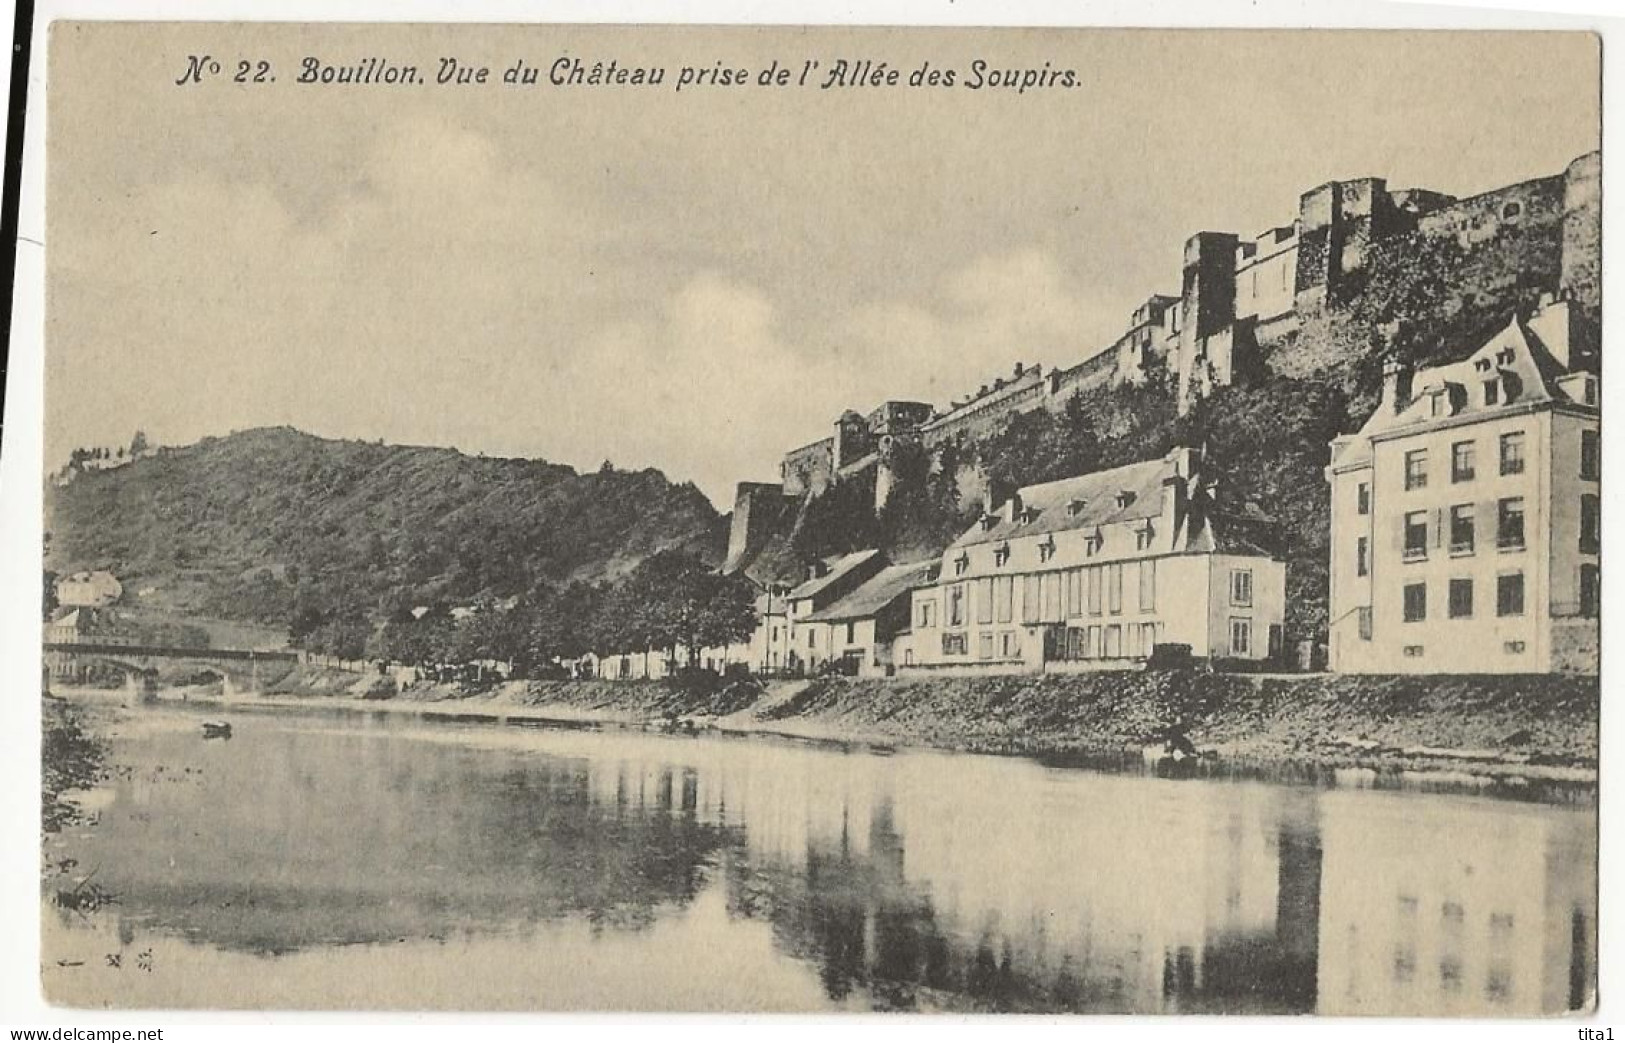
[728,151,1602,578]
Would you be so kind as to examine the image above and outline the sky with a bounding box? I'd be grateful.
[46,24,1600,507]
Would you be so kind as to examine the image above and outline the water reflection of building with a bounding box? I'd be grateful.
[74,718,1594,1015]
[581,738,1322,1012]
[110,721,1593,1015]
[589,737,1592,1016]
[873,760,1319,1013]
[1316,791,1595,1016]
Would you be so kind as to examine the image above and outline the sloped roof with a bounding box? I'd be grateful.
[951,456,1175,549]
[1332,304,1591,470]
[806,561,938,622]
[786,548,883,601]
[1191,510,1280,557]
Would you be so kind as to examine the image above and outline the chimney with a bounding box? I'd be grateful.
[982,475,1020,520]
[1014,361,1024,378]
[1161,474,1184,537]
[1004,491,1024,524]
[1165,446,1196,479]
[1526,295,1574,370]
[1380,359,1413,416]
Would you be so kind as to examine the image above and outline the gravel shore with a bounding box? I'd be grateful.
[86,667,1596,797]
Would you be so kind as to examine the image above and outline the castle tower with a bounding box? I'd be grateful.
[1562,150,1601,313]
[831,410,871,473]
[724,481,795,574]
[868,401,933,512]
[1177,231,1239,414]
[1295,177,1394,314]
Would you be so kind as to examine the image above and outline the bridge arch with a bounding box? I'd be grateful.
[43,642,299,695]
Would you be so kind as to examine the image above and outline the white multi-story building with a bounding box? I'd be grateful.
[897,447,1287,674]
[1325,296,1599,674]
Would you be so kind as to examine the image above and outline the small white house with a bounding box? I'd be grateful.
[55,570,123,609]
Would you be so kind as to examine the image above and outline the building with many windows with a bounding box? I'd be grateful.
[798,560,939,676]
[896,447,1287,674]
[1325,295,1599,674]
[784,549,890,674]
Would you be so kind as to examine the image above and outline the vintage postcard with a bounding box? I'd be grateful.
[23,16,1603,1018]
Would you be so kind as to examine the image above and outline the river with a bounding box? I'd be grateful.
[41,702,1596,1014]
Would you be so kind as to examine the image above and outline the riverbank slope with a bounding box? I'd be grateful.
[241,667,1598,785]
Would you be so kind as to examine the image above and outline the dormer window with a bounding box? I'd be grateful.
[1483,379,1500,406]
[1085,529,1105,557]
[1115,491,1136,510]
[1018,506,1041,525]
[980,514,999,532]
[1496,347,1516,366]
[993,542,1011,567]
[1428,384,1463,418]
[1067,499,1088,517]
[1135,522,1156,551]
[1474,358,1493,373]
[954,552,970,576]
[1037,535,1057,563]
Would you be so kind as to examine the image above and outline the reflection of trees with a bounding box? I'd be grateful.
[725,799,957,1010]
[478,763,731,934]
[90,734,740,955]
[75,715,1596,1016]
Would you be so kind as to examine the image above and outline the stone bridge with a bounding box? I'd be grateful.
[43,641,300,695]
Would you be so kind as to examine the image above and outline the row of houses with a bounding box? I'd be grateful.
[588,295,1598,680]
[588,443,1292,680]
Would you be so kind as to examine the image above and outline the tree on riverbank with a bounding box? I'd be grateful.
[42,700,106,836]
[596,550,757,666]
[354,551,756,675]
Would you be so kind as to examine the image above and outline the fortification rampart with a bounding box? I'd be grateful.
[732,150,1601,579]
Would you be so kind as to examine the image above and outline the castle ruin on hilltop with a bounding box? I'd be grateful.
[725,151,1601,579]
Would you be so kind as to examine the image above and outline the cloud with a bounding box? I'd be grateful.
[48,112,620,466]
[49,110,1122,514]
[539,273,854,505]
[531,249,1119,506]
[837,248,1120,407]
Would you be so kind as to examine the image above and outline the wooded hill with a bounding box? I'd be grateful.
[46,426,728,641]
